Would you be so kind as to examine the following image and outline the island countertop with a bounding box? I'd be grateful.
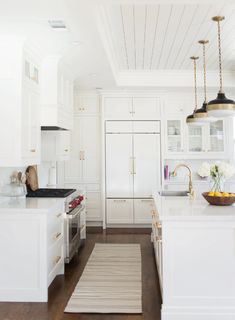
[154,192,235,221]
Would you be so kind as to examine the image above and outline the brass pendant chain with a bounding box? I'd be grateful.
[191,57,199,112]
[203,43,207,103]
[217,20,223,93]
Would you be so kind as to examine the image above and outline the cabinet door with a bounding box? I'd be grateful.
[22,85,40,162]
[56,131,70,160]
[134,199,154,223]
[75,95,100,115]
[208,120,225,153]
[133,97,161,119]
[103,97,133,119]
[106,199,133,224]
[82,116,100,183]
[166,119,184,153]
[133,134,161,198]
[64,117,83,182]
[86,192,102,222]
[106,134,133,198]
[187,125,205,153]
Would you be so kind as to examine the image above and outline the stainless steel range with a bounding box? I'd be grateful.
[26,187,86,263]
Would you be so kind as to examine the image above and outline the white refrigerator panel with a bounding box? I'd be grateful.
[106,134,133,198]
[133,134,161,198]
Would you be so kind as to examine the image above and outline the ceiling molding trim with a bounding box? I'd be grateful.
[115,70,235,88]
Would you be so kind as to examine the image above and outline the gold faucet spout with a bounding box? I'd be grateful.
[171,164,194,197]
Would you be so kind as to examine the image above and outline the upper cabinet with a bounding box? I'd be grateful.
[41,130,70,162]
[0,38,41,166]
[103,96,161,120]
[41,56,74,130]
[74,93,100,115]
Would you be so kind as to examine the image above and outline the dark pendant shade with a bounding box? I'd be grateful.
[207,92,235,117]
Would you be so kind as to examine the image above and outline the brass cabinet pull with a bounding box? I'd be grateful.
[64,149,68,152]
[113,199,126,202]
[56,213,62,218]
[156,222,162,229]
[53,232,62,240]
[30,149,36,152]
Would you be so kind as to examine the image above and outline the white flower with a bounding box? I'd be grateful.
[217,162,235,179]
[197,162,211,178]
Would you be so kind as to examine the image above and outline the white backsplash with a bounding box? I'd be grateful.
[0,161,57,189]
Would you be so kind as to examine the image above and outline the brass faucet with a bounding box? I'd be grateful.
[171,164,195,197]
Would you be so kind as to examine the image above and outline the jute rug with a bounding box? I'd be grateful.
[64,243,142,313]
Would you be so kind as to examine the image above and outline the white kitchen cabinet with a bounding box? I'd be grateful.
[41,56,74,130]
[0,38,41,166]
[0,200,65,302]
[132,97,161,119]
[103,97,161,120]
[106,199,133,224]
[105,121,161,225]
[165,116,229,158]
[86,192,102,222]
[134,199,154,223]
[134,134,161,198]
[41,130,70,162]
[74,93,100,115]
[106,133,133,198]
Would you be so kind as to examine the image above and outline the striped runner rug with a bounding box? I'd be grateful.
[64,243,142,313]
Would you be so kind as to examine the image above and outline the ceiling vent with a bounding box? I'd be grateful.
[48,20,67,30]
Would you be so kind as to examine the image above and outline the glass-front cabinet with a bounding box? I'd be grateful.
[208,120,224,152]
[165,117,227,158]
[166,119,184,153]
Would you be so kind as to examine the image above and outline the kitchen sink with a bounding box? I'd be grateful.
[158,190,189,197]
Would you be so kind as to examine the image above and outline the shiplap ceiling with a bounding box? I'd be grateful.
[99,3,235,71]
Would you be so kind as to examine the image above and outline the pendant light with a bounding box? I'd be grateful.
[194,40,215,123]
[207,16,235,117]
[186,56,201,126]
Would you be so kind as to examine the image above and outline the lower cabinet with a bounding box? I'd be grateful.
[0,201,65,302]
[86,192,102,222]
[106,198,153,224]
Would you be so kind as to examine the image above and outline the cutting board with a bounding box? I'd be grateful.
[26,165,39,191]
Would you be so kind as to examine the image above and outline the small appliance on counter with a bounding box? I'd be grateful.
[25,165,86,263]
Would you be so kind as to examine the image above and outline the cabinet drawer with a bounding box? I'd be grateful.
[48,237,63,275]
[134,199,154,224]
[106,121,133,133]
[106,199,133,224]
[133,121,160,133]
[86,192,101,221]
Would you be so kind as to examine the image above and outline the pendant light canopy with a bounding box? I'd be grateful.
[194,40,215,123]
[207,16,235,117]
[186,56,201,126]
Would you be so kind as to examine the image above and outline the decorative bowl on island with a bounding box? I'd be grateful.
[202,192,235,206]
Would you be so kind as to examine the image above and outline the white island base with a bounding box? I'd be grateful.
[152,193,235,320]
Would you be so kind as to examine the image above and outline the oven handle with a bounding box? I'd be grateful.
[67,205,84,219]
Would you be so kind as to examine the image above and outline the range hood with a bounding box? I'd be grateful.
[41,126,68,131]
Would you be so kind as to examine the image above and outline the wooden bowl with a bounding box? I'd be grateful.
[202,192,235,206]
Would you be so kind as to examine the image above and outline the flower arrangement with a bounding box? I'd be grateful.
[197,162,235,192]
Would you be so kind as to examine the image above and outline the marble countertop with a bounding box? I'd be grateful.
[154,192,235,221]
[0,197,65,214]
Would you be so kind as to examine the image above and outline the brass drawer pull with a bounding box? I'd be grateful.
[53,232,62,240]
[30,149,36,152]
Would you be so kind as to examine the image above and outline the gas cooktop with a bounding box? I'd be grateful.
[26,188,76,198]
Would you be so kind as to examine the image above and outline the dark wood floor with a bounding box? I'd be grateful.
[0,228,161,320]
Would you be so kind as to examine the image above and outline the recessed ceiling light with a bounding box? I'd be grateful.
[48,20,67,30]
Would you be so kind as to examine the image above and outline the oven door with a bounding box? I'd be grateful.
[65,206,81,263]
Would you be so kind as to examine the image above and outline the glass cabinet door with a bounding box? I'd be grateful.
[209,120,224,152]
[188,126,203,152]
[167,120,183,152]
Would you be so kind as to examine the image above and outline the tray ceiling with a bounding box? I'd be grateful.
[97,3,235,71]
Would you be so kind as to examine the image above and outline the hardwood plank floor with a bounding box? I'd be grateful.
[0,228,161,320]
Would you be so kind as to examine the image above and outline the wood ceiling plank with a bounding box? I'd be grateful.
[134,4,147,69]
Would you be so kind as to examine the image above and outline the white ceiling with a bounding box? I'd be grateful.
[1,0,235,88]
[99,3,235,71]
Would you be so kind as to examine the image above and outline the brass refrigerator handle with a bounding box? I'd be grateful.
[80,151,85,160]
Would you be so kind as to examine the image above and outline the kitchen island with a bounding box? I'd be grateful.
[0,197,65,302]
[152,192,235,320]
